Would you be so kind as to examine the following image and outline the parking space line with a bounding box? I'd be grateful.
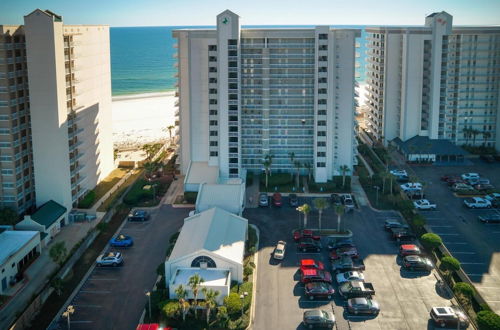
[80,290,111,294]
[434,233,460,236]
[450,252,476,255]
[73,304,102,308]
[461,262,486,265]
[87,278,117,281]
[443,242,466,245]
[429,225,453,228]
[71,321,93,324]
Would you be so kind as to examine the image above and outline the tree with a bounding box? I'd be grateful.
[313,198,329,231]
[167,125,175,143]
[49,242,67,266]
[471,128,481,146]
[0,207,18,226]
[223,292,243,315]
[453,282,475,308]
[303,162,313,182]
[188,273,205,318]
[294,160,302,188]
[216,306,230,327]
[420,233,442,252]
[142,143,154,160]
[482,131,492,146]
[462,127,472,146]
[440,256,461,282]
[477,310,500,330]
[288,152,295,179]
[411,214,426,229]
[51,277,64,296]
[144,161,161,179]
[161,300,180,319]
[201,287,220,324]
[296,203,311,228]
[174,284,190,321]
[340,165,350,187]
[262,154,272,190]
[381,171,391,194]
[334,205,345,232]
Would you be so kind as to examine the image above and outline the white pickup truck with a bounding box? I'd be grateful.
[413,199,437,210]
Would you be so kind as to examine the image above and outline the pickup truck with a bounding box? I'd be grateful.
[331,255,365,273]
[338,281,375,299]
[413,199,436,210]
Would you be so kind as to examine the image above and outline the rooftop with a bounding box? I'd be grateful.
[184,161,219,185]
[196,182,245,215]
[392,136,469,156]
[0,230,39,265]
[172,268,230,287]
[31,200,67,228]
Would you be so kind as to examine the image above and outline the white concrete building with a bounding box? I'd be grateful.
[165,207,247,304]
[364,12,500,150]
[23,9,114,213]
[173,10,360,183]
[0,229,41,294]
[195,181,245,216]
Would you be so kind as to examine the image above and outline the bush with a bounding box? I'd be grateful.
[412,214,427,228]
[477,310,500,330]
[440,256,461,273]
[453,282,475,300]
[224,292,243,315]
[78,190,96,208]
[156,263,165,277]
[420,233,443,251]
[96,222,108,232]
[246,226,258,254]
[123,179,154,205]
[243,265,253,279]
[160,299,179,319]
[260,173,293,186]
[184,192,198,204]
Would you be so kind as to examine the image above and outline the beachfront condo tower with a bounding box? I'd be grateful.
[173,10,360,183]
[0,9,114,215]
[364,11,500,150]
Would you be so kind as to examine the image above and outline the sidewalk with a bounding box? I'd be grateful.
[245,177,260,208]
[351,175,369,207]
[164,175,185,205]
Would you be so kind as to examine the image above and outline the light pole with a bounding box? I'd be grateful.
[145,291,151,320]
[239,291,248,317]
[373,186,380,206]
[62,305,75,330]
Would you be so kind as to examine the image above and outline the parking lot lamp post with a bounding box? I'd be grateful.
[62,305,75,330]
[374,186,380,206]
[240,294,244,317]
[146,291,151,320]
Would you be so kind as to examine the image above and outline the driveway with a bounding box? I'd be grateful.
[408,159,500,313]
[55,205,190,330]
[246,198,457,330]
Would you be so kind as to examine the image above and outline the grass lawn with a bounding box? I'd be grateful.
[259,173,307,193]
[308,176,351,193]
[97,170,143,212]
[363,185,399,210]
[123,176,172,207]
[93,168,129,201]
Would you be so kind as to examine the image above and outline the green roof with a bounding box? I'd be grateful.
[31,200,67,228]
[392,136,469,156]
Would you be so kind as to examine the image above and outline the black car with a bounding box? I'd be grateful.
[478,214,500,223]
[289,193,299,207]
[480,154,495,163]
[391,228,416,242]
[330,194,342,206]
[402,255,433,271]
[303,310,335,328]
[384,220,409,231]
[297,238,322,252]
[327,238,354,251]
[128,209,150,222]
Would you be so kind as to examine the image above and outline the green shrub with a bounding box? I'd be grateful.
[160,299,179,319]
[453,282,474,299]
[78,190,96,208]
[420,233,443,251]
[246,226,258,254]
[260,173,292,186]
[96,222,108,232]
[224,292,243,315]
[156,263,165,277]
[477,310,500,330]
[243,265,253,278]
[184,192,198,204]
[440,256,461,273]
[169,231,180,245]
[412,214,427,228]
[123,179,154,205]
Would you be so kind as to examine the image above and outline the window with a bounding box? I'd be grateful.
[209,56,217,62]
[317,152,326,157]
[210,151,218,157]
[209,78,217,83]
[319,45,327,51]
[318,67,327,72]
[209,67,217,73]
[229,72,238,78]
[318,56,327,61]
[209,89,217,94]
[228,61,237,67]
[318,34,328,40]
[317,162,326,167]
[209,45,217,51]
[317,131,326,137]
[317,141,326,147]
[209,141,218,146]
[210,131,218,136]
[229,158,238,163]
[209,120,217,125]
[318,89,327,94]
[228,39,238,45]
[230,168,239,174]
[317,121,326,126]
[209,110,217,115]
[228,50,237,56]
[318,99,327,105]
[318,110,326,115]
[318,77,327,83]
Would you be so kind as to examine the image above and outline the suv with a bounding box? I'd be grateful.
[304,282,335,300]
[384,219,409,231]
[452,183,474,192]
[327,238,355,251]
[300,258,325,271]
[272,193,282,207]
[400,183,422,192]
[300,268,332,284]
[297,238,322,252]
[329,246,359,260]
[128,210,150,222]
[430,306,469,329]
[258,193,269,207]
[463,197,492,209]
[289,193,299,207]
[342,194,355,210]
[303,310,335,328]
[402,255,433,271]
[399,244,421,257]
[96,252,123,267]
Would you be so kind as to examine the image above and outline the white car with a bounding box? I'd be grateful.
[461,173,479,180]
[273,240,286,260]
[390,169,408,177]
[413,199,436,210]
[400,183,422,192]
[96,252,123,267]
[484,193,500,202]
[463,197,491,209]
[336,271,365,284]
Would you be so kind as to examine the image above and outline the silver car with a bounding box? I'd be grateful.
[96,252,123,267]
[259,193,269,207]
[303,309,335,328]
[347,297,380,315]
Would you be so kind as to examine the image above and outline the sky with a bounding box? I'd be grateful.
[1,0,499,27]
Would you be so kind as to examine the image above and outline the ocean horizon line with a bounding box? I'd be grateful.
[112,90,176,101]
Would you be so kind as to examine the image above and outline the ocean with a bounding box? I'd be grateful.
[110,26,367,96]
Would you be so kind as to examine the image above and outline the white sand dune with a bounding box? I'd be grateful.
[112,91,177,148]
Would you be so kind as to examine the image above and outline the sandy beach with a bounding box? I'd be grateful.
[112,91,177,148]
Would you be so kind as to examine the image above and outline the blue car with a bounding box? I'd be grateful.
[109,234,134,247]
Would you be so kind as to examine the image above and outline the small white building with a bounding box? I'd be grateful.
[195,181,245,216]
[0,230,41,294]
[165,207,247,304]
[15,200,67,246]
[184,161,220,192]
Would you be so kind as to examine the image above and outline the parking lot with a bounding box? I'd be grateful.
[54,205,190,330]
[409,159,500,314]
[245,198,456,330]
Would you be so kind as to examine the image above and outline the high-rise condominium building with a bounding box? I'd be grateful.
[174,10,359,183]
[0,9,114,215]
[365,11,500,150]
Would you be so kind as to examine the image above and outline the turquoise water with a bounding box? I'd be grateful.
[110,26,367,96]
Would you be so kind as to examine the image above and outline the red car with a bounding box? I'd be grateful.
[399,244,421,257]
[329,246,359,260]
[293,229,320,242]
[300,268,332,284]
[300,258,325,271]
[446,177,465,186]
[272,192,282,207]
[304,282,335,300]
[441,175,457,182]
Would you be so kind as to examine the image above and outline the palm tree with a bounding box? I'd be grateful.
[471,128,480,146]
[294,160,302,188]
[296,203,311,228]
[340,165,350,187]
[142,143,154,160]
[335,205,345,232]
[143,161,161,179]
[462,127,472,146]
[201,287,220,324]
[288,152,295,179]
[381,171,391,194]
[262,154,272,190]
[167,125,175,143]
[313,198,329,230]
[482,131,492,146]
[188,274,205,319]
[175,284,190,322]
[303,162,313,183]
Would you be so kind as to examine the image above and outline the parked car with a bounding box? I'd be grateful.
[258,193,269,207]
[452,183,474,192]
[329,246,359,260]
[430,306,469,329]
[327,238,355,251]
[463,197,492,209]
[109,234,134,247]
[395,174,409,183]
[390,169,407,177]
[478,214,500,223]
[402,255,433,271]
[339,281,375,299]
[484,193,500,202]
[128,210,150,222]
[384,219,409,231]
[480,154,495,163]
[300,268,333,284]
[304,282,335,300]
[342,194,355,210]
[347,297,380,315]
[445,177,465,186]
[474,184,495,192]
[461,173,479,180]
[303,310,335,328]
[273,241,286,260]
[390,228,416,242]
[96,252,123,267]
[399,244,421,257]
[331,256,365,273]
[441,174,458,182]
[330,193,342,206]
[300,258,325,271]
[413,199,436,210]
[336,271,365,284]
[289,193,299,207]
[272,192,282,207]
[297,238,322,252]
[400,182,422,192]
[293,229,320,242]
